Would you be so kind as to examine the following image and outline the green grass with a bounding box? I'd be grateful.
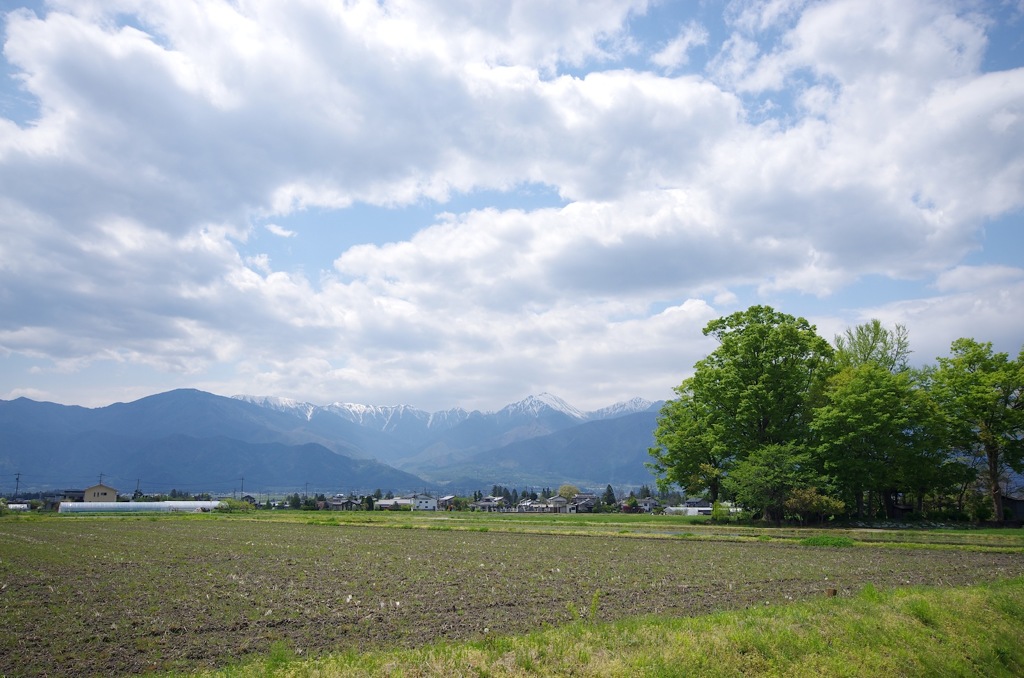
[173,576,1024,677]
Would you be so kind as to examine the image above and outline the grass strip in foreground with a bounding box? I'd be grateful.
[175,576,1024,678]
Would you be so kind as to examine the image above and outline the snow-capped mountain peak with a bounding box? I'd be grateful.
[499,393,586,420]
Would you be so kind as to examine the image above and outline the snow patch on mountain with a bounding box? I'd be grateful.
[238,392,659,431]
[588,397,659,420]
[234,395,315,420]
[317,402,471,434]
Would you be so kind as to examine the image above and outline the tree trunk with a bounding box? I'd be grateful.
[988,444,1004,523]
[882,490,896,520]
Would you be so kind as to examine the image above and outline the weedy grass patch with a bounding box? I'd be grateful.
[184,577,1024,677]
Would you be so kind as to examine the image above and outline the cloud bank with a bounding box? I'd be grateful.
[1,0,1022,410]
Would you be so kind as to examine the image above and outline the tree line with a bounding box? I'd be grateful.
[648,306,1023,524]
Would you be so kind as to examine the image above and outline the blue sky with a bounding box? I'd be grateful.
[1,0,1022,412]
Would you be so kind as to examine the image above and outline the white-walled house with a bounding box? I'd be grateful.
[375,493,438,510]
[410,493,437,511]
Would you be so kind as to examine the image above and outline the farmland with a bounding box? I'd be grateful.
[1,513,1023,677]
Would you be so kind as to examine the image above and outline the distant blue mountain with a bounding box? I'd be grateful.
[0,389,664,495]
[0,390,423,495]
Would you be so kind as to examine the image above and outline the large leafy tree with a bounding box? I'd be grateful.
[649,389,729,500]
[813,363,947,518]
[649,306,833,501]
[932,339,1024,522]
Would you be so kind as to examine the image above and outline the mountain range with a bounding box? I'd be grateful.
[0,389,664,496]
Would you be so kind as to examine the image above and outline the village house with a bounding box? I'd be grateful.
[469,495,506,511]
[437,495,457,510]
[375,497,410,510]
[328,495,362,511]
[516,496,595,513]
[374,494,437,510]
[637,497,660,512]
[83,483,118,502]
[410,493,437,511]
[516,498,548,512]
[546,495,570,513]
[571,493,600,513]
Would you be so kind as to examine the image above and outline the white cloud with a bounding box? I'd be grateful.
[727,0,811,35]
[0,0,1022,411]
[933,264,1024,292]
[264,223,295,238]
[650,21,708,72]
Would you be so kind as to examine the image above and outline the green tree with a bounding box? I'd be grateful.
[558,484,580,500]
[649,306,833,500]
[601,484,617,506]
[834,319,911,373]
[813,363,947,518]
[932,339,1024,522]
[723,443,821,524]
[649,392,729,500]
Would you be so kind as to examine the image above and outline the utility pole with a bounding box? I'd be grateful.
[14,472,20,498]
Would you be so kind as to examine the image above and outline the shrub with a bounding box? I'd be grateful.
[215,498,255,513]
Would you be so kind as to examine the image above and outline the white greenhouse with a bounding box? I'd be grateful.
[58,500,225,514]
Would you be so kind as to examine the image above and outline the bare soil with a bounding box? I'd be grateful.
[1,516,1022,677]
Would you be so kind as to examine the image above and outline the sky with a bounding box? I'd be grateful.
[1,0,1023,414]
